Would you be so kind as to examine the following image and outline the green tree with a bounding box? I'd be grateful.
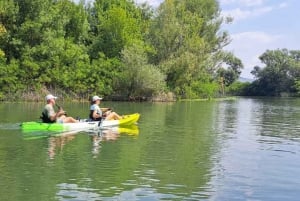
[88,53,121,96]
[0,58,20,100]
[226,81,251,96]
[250,49,300,96]
[13,0,90,91]
[149,0,229,98]
[119,43,166,98]
[0,0,20,61]
[90,0,144,58]
[217,52,243,87]
[0,0,243,101]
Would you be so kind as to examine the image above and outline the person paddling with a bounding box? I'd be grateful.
[41,94,78,123]
[89,95,122,121]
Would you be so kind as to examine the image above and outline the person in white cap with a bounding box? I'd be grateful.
[89,95,122,121]
[41,94,78,123]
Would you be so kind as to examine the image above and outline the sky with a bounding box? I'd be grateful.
[135,0,300,79]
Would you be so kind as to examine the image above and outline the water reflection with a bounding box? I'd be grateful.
[2,100,300,200]
[46,125,139,159]
[210,98,300,201]
[56,182,181,201]
[56,183,100,201]
[48,134,76,159]
[251,98,300,141]
[90,129,120,157]
[136,101,219,200]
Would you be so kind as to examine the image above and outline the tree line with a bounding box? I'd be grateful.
[0,0,244,101]
[247,49,300,96]
[1,0,298,101]
[228,49,300,97]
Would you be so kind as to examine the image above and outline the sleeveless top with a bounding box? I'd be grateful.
[89,104,102,121]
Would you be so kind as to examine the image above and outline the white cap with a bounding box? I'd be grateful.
[46,94,57,101]
[92,95,102,101]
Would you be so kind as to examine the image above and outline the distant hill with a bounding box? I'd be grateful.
[238,77,254,83]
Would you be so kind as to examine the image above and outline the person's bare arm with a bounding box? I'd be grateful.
[92,110,101,119]
[50,109,65,121]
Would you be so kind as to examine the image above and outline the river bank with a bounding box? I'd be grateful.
[1,88,238,102]
[0,89,177,102]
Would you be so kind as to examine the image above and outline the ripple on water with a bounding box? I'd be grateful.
[0,123,21,131]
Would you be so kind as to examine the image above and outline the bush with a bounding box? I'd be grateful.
[227,81,251,96]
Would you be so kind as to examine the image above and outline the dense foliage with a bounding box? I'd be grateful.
[246,49,300,96]
[0,0,242,101]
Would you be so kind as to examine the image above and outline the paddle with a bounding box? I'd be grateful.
[55,103,67,116]
[99,107,113,118]
[101,107,113,112]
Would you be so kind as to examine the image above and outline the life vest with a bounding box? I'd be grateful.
[89,110,102,121]
[40,111,55,123]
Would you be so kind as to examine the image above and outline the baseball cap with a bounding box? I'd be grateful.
[92,95,102,101]
[46,94,58,101]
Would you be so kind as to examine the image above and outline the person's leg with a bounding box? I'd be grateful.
[63,117,79,123]
[105,112,122,120]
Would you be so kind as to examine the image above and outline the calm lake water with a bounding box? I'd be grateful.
[0,98,300,201]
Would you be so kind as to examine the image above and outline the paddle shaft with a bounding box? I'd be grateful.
[56,103,67,116]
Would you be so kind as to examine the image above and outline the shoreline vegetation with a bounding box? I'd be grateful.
[1,1,300,101]
[179,96,237,102]
[1,89,178,102]
[1,88,238,102]
[0,0,245,102]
